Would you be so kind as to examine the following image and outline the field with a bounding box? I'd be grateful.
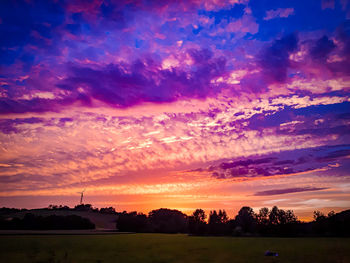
[0,234,349,263]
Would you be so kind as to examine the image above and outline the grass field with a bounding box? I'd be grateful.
[0,234,349,263]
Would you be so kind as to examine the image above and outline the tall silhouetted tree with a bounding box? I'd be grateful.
[256,207,269,235]
[285,209,298,224]
[256,207,269,225]
[208,209,229,235]
[269,206,279,225]
[189,209,207,235]
[193,209,206,223]
[218,210,228,224]
[209,210,219,224]
[235,206,256,234]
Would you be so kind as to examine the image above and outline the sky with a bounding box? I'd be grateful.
[0,0,350,221]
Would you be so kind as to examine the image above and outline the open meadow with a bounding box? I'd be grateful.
[0,234,349,263]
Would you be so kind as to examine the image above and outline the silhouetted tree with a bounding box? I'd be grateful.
[74,204,93,211]
[218,210,228,224]
[148,208,187,233]
[208,210,229,235]
[116,211,149,232]
[328,210,335,217]
[100,207,116,214]
[284,209,298,224]
[0,213,95,230]
[193,209,206,223]
[256,207,269,235]
[208,210,219,224]
[309,209,350,236]
[189,209,207,235]
[208,210,219,234]
[235,206,256,234]
[269,206,279,225]
[260,206,300,236]
[314,210,326,221]
[256,207,269,225]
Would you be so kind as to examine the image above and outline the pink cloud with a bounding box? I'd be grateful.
[264,8,295,20]
[224,14,259,35]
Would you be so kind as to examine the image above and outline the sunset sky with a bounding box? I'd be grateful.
[0,0,350,221]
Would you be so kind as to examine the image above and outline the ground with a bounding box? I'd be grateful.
[0,234,349,263]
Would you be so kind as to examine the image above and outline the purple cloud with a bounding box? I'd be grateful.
[219,158,276,169]
[317,149,350,161]
[254,187,328,196]
[310,35,336,60]
[0,117,44,133]
[57,50,226,108]
[258,33,298,83]
[207,144,350,180]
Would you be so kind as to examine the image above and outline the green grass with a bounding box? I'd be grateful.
[0,234,349,263]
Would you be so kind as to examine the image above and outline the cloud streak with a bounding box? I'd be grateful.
[264,8,294,20]
[254,187,329,196]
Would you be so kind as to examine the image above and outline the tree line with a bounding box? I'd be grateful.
[0,204,117,214]
[117,206,350,237]
[47,204,117,214]
[0,213,95,230]
[1,205,349,235]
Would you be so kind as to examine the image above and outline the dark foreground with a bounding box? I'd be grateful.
[0,234,349,263]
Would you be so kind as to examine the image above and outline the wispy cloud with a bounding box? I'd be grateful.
[264,8,295,20]
[254,187,328,196]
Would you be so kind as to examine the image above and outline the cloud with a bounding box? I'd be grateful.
[219,157,276,169]
[222,13,259,36]
[202,143,350,181]
[254,187,329,196]
[0,117,45,133]
[317,149,350,161]
[0,49,228,114]
[258,33,298,83]
[310,35,336,60]
[57,50,227,108]
[0,97,86,114]
[264,8,294,20]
